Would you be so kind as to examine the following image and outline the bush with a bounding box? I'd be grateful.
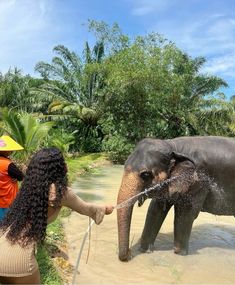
[102,134,134,163]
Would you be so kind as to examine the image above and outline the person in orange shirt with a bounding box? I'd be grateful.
[0,135,24,220]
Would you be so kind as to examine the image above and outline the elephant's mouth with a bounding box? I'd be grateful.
[138,195,147,207]
[138,180,182,206]
[138,182,169,206]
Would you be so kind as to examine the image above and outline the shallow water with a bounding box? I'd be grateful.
[63,165,235,285]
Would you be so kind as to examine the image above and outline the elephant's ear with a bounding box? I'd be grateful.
[172,151,195,164]
[168,152,196,195]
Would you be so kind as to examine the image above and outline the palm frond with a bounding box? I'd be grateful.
[53,45,81,71]
[25,121,54,151]
[1,109,25,146]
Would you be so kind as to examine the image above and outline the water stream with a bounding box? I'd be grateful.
[63,165,235,284]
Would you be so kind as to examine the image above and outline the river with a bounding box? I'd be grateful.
[63,165,235,284]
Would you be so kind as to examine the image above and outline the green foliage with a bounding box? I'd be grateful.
[74,124,103,152]
[0,109,54,162]
[46,216,65,242]
[87,19,130,53]
[66,153,107,181]
[34,43,106,112]
[36,245,62,285]
[32,20,235,158]
[34,43,107,152]
[47,128,76,155]
[194,94,234,136]
[102,133,134,163]
[1,20,235,161]
[101,31,231,145]
[0,108,26,145]
[0,68,47,113]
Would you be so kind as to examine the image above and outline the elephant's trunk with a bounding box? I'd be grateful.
[117,170,141,261]
[117,203,134,261]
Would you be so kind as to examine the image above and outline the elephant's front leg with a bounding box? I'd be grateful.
[173,187,208,255]
[173,204,200,255]
[140,198,172,252]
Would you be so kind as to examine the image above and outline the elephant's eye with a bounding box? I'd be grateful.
[140,171,153,181]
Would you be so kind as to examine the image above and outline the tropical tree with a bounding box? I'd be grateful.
[33,42,107,151]
[46,128,76,155]
[227,96,235,133]
[17,20,233,160]
[0,68,46,113]
[34,42,105,111]
[32,20,132,152]
[101,32,233,161]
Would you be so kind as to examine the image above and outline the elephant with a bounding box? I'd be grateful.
[117,136,235,261]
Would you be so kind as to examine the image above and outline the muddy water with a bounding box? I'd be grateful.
[63,165,235,285]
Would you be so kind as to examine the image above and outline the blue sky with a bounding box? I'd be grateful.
[0,0,235,97]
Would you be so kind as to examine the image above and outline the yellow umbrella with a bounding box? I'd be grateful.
[0,135,24,151]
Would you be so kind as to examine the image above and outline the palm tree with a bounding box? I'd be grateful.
[34,43,105,111]
[33,43,107,151]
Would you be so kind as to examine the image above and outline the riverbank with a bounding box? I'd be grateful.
[38,153,111,285]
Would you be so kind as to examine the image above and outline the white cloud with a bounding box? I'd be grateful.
[175,15,235,83]
[128,0,174,16]
[131,1,235,94]
[0,0,55,74]
[146,12,235,81]
[151,14,235,57]
[203,53,235,76]
[0,0,50,34]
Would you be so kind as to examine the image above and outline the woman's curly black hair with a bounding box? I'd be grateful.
[0,147,68,246]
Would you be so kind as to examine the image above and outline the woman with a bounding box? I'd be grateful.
[0,147,114,284]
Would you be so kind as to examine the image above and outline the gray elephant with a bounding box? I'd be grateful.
[117,136,235,261]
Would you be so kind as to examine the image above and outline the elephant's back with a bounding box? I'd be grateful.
[171,136,235,204]
[171,136,235,168]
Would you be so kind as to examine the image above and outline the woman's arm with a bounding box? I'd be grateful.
[8,162,24,181]
[61,187,114,224]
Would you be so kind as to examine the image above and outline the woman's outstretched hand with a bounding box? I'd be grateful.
[105,205,114,215]
[93,204,114,224]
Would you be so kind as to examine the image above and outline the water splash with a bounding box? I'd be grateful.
[116,170,226,210]
[115,174,187,209]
